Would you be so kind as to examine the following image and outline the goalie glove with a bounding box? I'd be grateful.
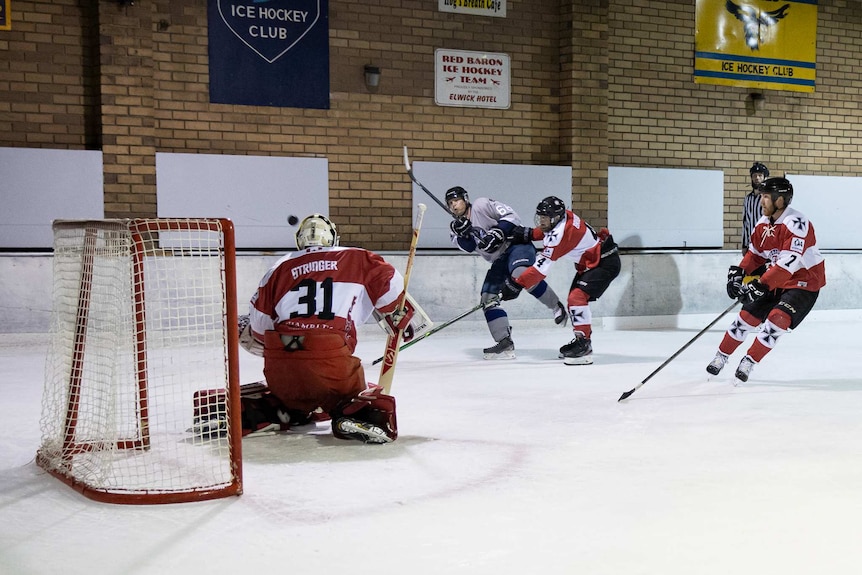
[726,265,745,300]
[449,216,473,238]
[500,276,523,301]
[477,227,505,252]
[238,314,264,357]
[737,279,768,305]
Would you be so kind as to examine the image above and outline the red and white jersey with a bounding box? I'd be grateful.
[516,209,602,289]
[742,206,826,292]
[249,246,404,352]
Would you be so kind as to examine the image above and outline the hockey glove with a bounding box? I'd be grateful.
[381,304,414,336]
[477,227,505,252]
[450,216,472,238]
[509,225,535,244]
[238,315,264,357]
[726,265,745,299]
[737,279,768,304]
[500,276,523,301]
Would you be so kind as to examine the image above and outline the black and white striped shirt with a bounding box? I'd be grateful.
[741,190,762,250]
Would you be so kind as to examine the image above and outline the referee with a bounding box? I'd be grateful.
[742,162,769,254]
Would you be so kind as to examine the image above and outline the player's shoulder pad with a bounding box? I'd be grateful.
[781,208,810,238]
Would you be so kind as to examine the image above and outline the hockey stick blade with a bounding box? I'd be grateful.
[617,300,740,402]
[403,146,451,215]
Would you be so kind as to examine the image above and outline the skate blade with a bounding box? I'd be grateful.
[483,351,516,360]
[563,355,593,366]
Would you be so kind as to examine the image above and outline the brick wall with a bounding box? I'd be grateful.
[2,0,861,250]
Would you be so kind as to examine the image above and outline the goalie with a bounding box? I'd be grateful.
[237,214,415,444]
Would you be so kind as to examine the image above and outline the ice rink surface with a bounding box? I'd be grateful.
[2,311,861,575]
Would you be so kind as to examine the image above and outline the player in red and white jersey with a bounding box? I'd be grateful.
[706,177,826,384]
[446,186,567,360]
[513,196,621,365]
[241,214,412,443]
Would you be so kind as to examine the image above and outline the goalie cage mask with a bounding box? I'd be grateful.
[296,214,340,249]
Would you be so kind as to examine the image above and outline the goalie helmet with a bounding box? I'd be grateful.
[295,214,339,250]
[760,177,793,207]
[535,196,566,231]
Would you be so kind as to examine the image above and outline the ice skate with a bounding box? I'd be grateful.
[483,336,515,360]
[189,416,227,439]
[560,336,593,365]
[706,351,729,376]
[335,418,394,444]
[734,355,756,384]
[554,301,569,326]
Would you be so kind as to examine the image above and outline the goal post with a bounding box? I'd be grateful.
[37,218,243,504]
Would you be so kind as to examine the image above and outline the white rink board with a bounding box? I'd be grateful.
[410,161,572,248]
[609,166,724,248]
[785,173,862,249]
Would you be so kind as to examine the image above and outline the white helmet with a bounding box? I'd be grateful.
[295,214,339,249]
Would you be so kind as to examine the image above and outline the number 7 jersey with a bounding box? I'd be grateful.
[249,245,405,353]
[743,206,826,292]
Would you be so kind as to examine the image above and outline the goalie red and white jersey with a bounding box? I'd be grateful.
[742,206,826,292]
[517,209,602,289]
[249,246,405,352]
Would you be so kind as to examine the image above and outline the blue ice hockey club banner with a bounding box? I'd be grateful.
[208,0,329,109]
[1,0,11,31]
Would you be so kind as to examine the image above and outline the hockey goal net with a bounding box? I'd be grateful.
[37,218,242,504]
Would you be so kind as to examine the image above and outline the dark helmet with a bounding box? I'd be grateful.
[750,162,770,177]
[445,186,469,204]
[535,196,566,228]
[761,177,793,207]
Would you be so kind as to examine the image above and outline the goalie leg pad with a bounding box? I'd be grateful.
[240,393,296,436]
[331,390,397,443]
[191,384,302,438]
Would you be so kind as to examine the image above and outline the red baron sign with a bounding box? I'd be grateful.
[435,49,510,109]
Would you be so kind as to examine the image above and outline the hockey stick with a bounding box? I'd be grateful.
[378,203,427,394]
[617,300,740,402]
[403,146,452,216]
[371,301,486,365]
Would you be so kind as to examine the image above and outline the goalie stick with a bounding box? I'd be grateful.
[618,300,740,402]
[371,301,486,365]
[378,203,427,394]
[403,146,452,216]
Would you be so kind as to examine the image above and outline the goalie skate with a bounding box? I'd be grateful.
[335,418,394,444]
[190,416,228,440]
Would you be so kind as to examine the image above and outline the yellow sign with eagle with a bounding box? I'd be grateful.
[695,0,817,93]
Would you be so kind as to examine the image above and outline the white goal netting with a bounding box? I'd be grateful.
[37,219,242,504]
